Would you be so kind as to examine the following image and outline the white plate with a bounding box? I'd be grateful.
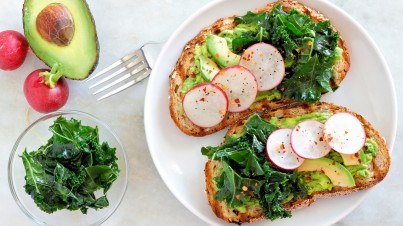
[144,0,397,225]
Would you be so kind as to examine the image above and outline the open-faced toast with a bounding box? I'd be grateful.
[203,102,390,224]
[169,0,350,136]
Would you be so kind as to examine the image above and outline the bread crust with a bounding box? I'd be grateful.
[169,0,350,136]
[204,102,390,224]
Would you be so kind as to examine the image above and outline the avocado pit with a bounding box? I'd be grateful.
[36,3,75,46]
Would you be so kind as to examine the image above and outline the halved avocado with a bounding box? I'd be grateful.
[23,0,99,80]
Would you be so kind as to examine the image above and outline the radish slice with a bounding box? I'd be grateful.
[182,83,228,128]
[239,43,285,91]
[212,65,258,112]
[291,120,332,159]
[323,113,366,154]
[266,128,304,170]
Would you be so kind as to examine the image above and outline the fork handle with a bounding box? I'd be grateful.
[141,42,164,69]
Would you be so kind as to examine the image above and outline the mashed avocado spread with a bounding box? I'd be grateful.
[202,112,377,220]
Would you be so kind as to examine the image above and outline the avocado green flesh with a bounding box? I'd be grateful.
[23,0,99,79]
[206,34,240,68]
[298,171,333,195]
[269,112,332,128]
[340,153,360,166]
[297,158,355,187]
[199,55,220,81]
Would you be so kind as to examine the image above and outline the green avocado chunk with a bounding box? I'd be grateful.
[297,158,355,187]
[206,34,240,68]
[269,112,332,128]
[23,0,99,79]
[298,171,333,195]
[199,55,220,81]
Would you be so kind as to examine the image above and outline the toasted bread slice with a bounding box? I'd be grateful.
[169,0,350,136]
[204,102,390,224]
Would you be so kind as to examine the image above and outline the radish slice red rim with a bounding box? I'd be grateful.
[212,65,258,112]
[239,43,285,91]
[291,120,332,159]
[266,128,304,170]
[182,83,228,128]
[323,113,366,154]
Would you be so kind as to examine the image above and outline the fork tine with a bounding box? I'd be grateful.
[96,69,151,101]
[86,50,140,82]
[88,55,144,89]
[92,62,148,95]
[89,42,163,100]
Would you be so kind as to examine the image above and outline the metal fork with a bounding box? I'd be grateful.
[86,42,163,100]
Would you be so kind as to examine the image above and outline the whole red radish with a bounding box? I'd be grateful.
[0,30,29,70]
[24,67,69,113]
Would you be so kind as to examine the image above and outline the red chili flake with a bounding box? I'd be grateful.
[306,176,312,182]
[235,194,241,200]
[234,98,240,103]
[280,143,285,150]
[237,45,243,51]
[203,87,207,92]
[215,53,220,58]
[344,131,349,135]
[319,137,323,141]
[190,72,196,78]
[280,87,285,91]
[332,161,336,165]
[248,190,255,197]
[200,98,205,102]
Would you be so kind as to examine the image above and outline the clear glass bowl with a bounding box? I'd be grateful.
[8,110,129,226]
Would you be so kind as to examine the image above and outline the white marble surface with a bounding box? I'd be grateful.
[0,0,401,225]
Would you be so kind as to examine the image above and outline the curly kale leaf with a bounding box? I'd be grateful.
[214,161,263,208]
[281,55,334,102]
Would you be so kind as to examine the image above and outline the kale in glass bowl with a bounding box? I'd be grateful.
[8,110,128,226]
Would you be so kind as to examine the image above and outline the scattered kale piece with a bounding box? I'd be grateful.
[202,114,308,220]
[21,116,119,214]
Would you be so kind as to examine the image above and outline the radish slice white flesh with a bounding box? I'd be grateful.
[323,113,366,154]
[266,128,304,170]
[182,83,228,128]
[239,43,285,91]
[291,120,332,159]
[212,65,258,112]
